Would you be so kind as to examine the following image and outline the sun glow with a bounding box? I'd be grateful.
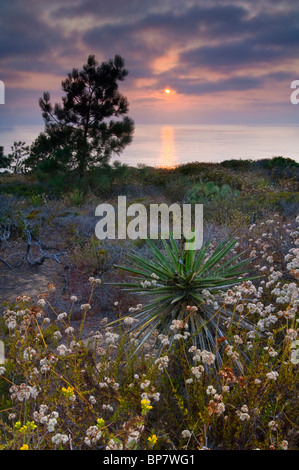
[159,126,176,168]
[164,88,171,94]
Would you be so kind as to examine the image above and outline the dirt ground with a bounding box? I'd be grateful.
[0,230,69,302]
[0,259,66,303]
[0,233,141,341]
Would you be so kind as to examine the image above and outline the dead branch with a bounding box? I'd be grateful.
[61,263,73,293]
[0,224,12,247]
[24,224,66,267]
[0,222,66,269]
[0,254,25,268]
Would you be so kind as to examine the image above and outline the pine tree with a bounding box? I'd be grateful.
[27,55,134,179]
[0,146,9,169]
[7,141,29,173]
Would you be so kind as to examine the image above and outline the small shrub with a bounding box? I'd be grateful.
[184,180,240,204]
[67,189,85,207]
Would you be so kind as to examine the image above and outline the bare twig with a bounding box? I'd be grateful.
[0,224,12,247]
[62,264,73,293]
[0,254,25,268]
[25,227,66,266]
[0,221,66,268]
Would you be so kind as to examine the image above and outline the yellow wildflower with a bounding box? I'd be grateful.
[20,444,29,450]
[141,398,153,415]
[61,386,75,398]
[26,421,37,431]
[15,420,37,434]
[148,434,158,446]
[97,418,105,428]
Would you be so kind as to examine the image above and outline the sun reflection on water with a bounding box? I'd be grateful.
[158,126,177,168]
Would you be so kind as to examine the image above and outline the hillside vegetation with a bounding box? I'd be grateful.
[0,156,298,450]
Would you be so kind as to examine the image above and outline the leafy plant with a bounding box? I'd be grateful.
[113,234,256,365]
[29,192,45,207]
[67,189,85,206]
[184,180,240,204]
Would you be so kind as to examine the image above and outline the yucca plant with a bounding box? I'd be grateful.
[113,233,256,365]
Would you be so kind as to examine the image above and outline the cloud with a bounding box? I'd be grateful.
[81,2,299,91]
[82,3,249,57]
[0,0,298,128]
[179,41,281,71]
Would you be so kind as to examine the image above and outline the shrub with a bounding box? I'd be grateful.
[184,180,240,204]
[66,189,85,207]
[220,159,253,170]
[253,156,299,170]
[112,233,256,366]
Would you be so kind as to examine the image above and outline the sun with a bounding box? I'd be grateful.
[164,88,171,94]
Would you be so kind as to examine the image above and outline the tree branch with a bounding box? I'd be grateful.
[24,225,66,267]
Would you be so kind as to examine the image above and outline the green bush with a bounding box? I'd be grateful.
[253,156,299,170]
[184,180,240,204]
[220,159,254,170]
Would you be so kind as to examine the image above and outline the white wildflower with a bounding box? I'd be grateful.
[266,371,279,381]
[280,440,288,450]
[52,433,69,445]
[181,430,192,439]
[57,312,67,321]
[80,304,91,310]
[206,385,216,396]
[65,327,75,335]
[23,347,36,361]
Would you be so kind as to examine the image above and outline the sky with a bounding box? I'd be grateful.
[0,0,299,142]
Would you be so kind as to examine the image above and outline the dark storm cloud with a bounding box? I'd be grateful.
[0,1,79,76]
[51,0,156,21]
[153,68,294,98]
[2,1,298,82]
[257,18,299,47]
[0,0,298,126]
[179,40,282,71]
[82,3,250,55]
[176,7,299,74]
[81,1,299,89]
[81,3,253,87]
[1,5,55,59]
[153,73,260,97]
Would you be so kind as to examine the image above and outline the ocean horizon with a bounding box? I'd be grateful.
[1,123,298,168]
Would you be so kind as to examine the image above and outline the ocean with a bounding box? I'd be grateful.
[1,124,298,168]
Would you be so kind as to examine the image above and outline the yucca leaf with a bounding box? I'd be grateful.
[145,238,177,272]
[169,231,180,255]
[111,233,257,366]
[193,242,210,272]
[197,240,237,275]
[161,238,181,269]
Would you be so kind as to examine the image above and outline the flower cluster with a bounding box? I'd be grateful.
[61,386,76,401]
[236,405,250,422]
[141,398,153,415]
[33,404,59,433]
[84,425,102,446]
[10,383,39,402]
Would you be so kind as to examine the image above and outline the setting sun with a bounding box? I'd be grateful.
[164,88,171,94]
